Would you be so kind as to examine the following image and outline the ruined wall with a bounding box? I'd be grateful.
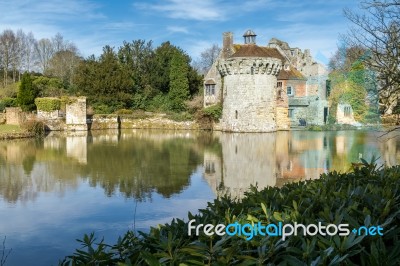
[5,107,24,125]
[65,97,87,131]
[218,57,282,132]
[336,103,357,125]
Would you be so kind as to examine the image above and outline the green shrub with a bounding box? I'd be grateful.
[60,162,400,265]
[34,98,61,112]
[203,103,222,121]
[0,97,17,111]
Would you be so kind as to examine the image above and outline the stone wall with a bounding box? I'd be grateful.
[337,103,357,125]
[0,113,5,124]
[218,57,282,132]
[5,107,24,125]
[37,110,59,120]
[65,97,87,131]
[120,115,200,130]
[289,97,328,125]
[204,59,223,107]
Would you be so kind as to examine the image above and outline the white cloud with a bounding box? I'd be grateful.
[135,0,225,21]
[167,26,189,34]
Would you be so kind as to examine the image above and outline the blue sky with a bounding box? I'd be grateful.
[0,0,361,65]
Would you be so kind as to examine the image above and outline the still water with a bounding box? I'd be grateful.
[0,129,399,265]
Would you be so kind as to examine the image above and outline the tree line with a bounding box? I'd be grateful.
[0,29,203,114]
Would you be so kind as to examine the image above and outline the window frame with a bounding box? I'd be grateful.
[287,86,294,96]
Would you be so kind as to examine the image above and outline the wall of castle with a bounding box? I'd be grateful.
[289,98,328,125]
[204,59,222,107]
[218,57,281,132]
[286,79,307,97]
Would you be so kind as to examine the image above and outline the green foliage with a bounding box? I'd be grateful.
[202,103,222,121]
[60,162,400,265]
[328,51,380,124]
[72,40,202,114]
[168,52,190,112]
[33,76,65,97]
[34,98,61,112]
[0,97,17,111]
[17,73,39,111]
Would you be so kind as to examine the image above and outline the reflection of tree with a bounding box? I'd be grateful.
[83,137,203,200]
[0,132,208,203]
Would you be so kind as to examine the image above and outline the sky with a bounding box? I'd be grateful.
[0,0,361,65]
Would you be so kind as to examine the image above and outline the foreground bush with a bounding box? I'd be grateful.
[21,120,45,137]
[60,162,400,265]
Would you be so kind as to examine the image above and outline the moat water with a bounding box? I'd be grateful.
[0,129,399,265]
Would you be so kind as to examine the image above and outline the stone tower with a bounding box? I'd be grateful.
[217,30,283,132]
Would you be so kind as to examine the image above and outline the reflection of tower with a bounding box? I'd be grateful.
[218,133,277,198]
[66,131,88,164]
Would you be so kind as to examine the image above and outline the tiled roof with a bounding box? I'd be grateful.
[278,66,306,80]
[231,44,284,60]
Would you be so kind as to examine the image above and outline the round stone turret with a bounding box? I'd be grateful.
[217,55,282,132]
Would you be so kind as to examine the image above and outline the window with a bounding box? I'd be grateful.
[277,82,282,88]
[205,84,215,95]
[288,109,294,118]
[287,86,294,96]
[344,106,351,117]
[277,89,282,99]
[235,110,238,119]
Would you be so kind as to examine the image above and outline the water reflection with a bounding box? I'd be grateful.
[2,129,400,265]
[203,130,397,198]
[0,129,399,203]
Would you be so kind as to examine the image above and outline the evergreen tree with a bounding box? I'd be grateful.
[17,72,38,111]
[168,52,189,112]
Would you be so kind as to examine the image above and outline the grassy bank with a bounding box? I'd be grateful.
[0,124,34,139]
[60,161,400,265]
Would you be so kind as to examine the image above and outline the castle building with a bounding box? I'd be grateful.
[204,30,329,132]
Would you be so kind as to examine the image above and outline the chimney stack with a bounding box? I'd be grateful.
[222,32,233,59]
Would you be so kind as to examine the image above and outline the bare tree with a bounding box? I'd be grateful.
[22,31,37,73]
[35,38,54,73]
[194,44,221,75]
[0,29,17,87]
[47,48,81,85]
[344,0,400,114]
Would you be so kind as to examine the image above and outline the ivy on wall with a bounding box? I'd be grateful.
[34,98,61,112]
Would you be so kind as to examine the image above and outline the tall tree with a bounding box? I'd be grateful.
[17,72,38,111]
[343,0,400,114]
[22,31,37,73]
[0,29,17,87]
[46,47,81,86]
[35,38,54,73]
[168,52,189,111]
